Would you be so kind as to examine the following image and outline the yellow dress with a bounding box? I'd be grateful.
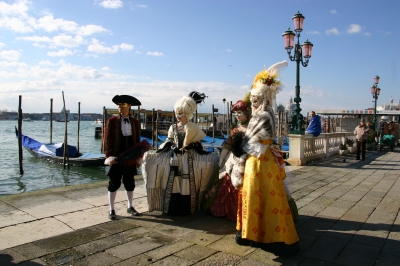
[236,139,299,244]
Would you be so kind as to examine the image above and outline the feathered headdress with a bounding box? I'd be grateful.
[251,60,288,111]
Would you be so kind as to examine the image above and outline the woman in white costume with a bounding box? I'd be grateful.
[142,92,219,215]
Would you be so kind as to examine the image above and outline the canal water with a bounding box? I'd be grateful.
[0,120,109,196]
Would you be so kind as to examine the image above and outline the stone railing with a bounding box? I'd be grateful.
[286,132,357,166]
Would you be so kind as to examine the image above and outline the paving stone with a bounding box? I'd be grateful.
[73,233,139,256]
[324,222,361,239]
[299,258,339,266]
[113,254,153,266]
[236,258,269,265]
[0,248,27,265]
[335,242,380,266]
[301,236,349,262]
[181,230,225,246]
[106,236,163,260]
[151,255,192,266]
[195,251,243,265]
[152,223,194,238]
[41,248,85,265]
[365,190,387,199]
[346,204,376,216]
[33,227,109,253]
[207,235,255,257]
[375,253,400,266]
[296,218,334,237]
[94,219,139,234]
[246,248,304,266]
[66,251,122,266]
[145,240,194,260]
[339,190,368,202]
[316,206,347,220]
[11,243,50,260]
[381,232,400,256]
[174,244,218,263]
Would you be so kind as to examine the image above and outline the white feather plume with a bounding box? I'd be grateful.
[266,60,288,75]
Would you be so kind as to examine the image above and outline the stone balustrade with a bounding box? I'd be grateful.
[286,132,357,166]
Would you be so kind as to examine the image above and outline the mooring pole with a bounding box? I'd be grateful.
[77,102,81,153]
[62,92,70,169]
[50,98,53,143]
[18,95,23,175]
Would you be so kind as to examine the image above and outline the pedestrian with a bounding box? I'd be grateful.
[305,111,321,136]
[104,95,142,220]
[235,61,300,256]
[354,118,370,161]
[142,92,219,215]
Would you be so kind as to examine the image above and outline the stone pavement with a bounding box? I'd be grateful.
[0,147,399,266]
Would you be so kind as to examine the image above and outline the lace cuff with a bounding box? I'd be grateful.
[243,141,268,158]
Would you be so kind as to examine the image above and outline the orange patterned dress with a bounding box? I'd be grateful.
[236,139,299,244]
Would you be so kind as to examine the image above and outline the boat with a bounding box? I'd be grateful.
[22,118,34,122]
[94,119,103,125]
[15,127,105,166]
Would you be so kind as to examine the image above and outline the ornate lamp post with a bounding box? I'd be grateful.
[282,11,313,134]
[370,75,381,131]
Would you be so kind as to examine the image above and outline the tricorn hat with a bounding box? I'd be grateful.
[112,95,141,106]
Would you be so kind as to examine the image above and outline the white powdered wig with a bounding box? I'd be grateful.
[174,96,197,120]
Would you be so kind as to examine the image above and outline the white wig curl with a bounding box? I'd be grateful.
[174,96,197,120]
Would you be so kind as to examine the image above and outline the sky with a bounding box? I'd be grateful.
[0,0,399,115]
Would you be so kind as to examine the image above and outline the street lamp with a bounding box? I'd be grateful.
[370,75,381,131]
[222,98,226,131]
[282,11,313,134]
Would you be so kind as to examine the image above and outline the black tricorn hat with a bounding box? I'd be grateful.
[112,95,141,106]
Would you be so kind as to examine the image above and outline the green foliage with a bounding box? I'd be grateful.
[345,138,354,147]
[339,144,348,150]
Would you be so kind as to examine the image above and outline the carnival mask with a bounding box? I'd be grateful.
[250,94,263,108]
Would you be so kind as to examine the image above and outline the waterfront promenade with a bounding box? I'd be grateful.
[1,147,399,266]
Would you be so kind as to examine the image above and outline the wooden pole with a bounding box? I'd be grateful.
[151,108,155,148]
[62,92,70,169]
[77,102,81,153]
[18,95,23,175]
[101,106,106,153]
[156,110,159,148]
[212,104,215,142]
[50,98,53,143]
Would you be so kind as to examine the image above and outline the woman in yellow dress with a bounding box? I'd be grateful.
[234,61,299,255]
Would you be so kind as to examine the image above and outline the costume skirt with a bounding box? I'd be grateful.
[143,150,219,215]
[236,142,299,245]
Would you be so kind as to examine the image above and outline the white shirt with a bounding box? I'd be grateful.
[120,114,132,136]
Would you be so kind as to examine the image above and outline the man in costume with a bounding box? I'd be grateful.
[104,95,142,220]
[235,61,300,256]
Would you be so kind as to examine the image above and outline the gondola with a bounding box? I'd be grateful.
[15,127,105,166]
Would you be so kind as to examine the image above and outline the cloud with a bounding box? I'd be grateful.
[47,49,74,57]
[86,39,133,54]
[77,24,109,36]
[364,32,371,36]
[135,51,142,54]
[0,0,30,17]
[0,50,21,61]
[226,49,232,52]
[0,17,33,32]
[347,24,362,34]
[147,51,164,56]
[51,35,85,48]
[326,28,339,35]
[330,9,337,14]
[120,43,133,51]
[307,30,320,35]
[99,0,123,9]
[137,5,147,8]
[35,15,78,32]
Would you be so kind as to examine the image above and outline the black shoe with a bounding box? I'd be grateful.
[127,207,140,216]
[235,231,251,246]
[109,210,117,220]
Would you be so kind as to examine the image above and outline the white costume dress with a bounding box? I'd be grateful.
[143,122,219,215]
